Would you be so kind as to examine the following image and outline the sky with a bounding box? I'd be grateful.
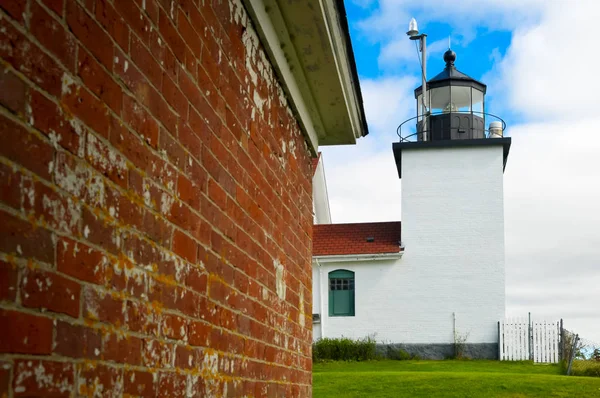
[321,0,600,343]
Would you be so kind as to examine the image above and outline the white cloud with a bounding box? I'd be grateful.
[320,76,416,223]
[487,0,600,121]
[360,76,417,137]
[503,118,600,337]
[323,0,600,343]
[356,0,546,40]
[379,37,450,70]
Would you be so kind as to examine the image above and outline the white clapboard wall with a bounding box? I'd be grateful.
[499,318,560,363]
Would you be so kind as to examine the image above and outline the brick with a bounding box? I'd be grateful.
[60,79,111,139]
[108,114,154,169]
[172,287,203,319]
[0,16,64,96]
[172,229,197,263]
[124,300,159,336]
[0,0,25,21]
[82,286,125,324]
[147,87,178,135]
[0,360,10,397]
[158,8,185,63]
[0,114,54,180]
[147,276,178,311]
[31,90,87,155]
[30,1,77,71]
[122,95,159,149]
[22,178,82,235]
[0,162,21,209]
[0,309,52,354]
[57,237,108,285]
[106,184,146,230]
[130,34,162,89]
[95,0,129,51]
[186,265,207,294]
[161,313,187,340]
[177,172,202,210]
[149,29,178,80]
[146,155,177,193]
[86,133,128,188]
[113,0,151,45]
[54,321,102,359]
[21,268,81,317]
[77,48,123,113]
[178,70,203,116]
[174,344,202,369]
[0,209,54,264]
[77,362,123,397]
[162,73,188,119]
[0,260,17,302]
[142,209,173,246]
[41,0,63,16]
[0,65,26,114]
[13,360,74,397]
[142,339,174,368]
[103,333,142,365]
[188,320,212,347]
[111,259,148,298]
[157,371,187,398]
[208,178,228,211]
[159,130,186,169]
[66,0,114,69]
[124,370,156,397]
[0,0,315,391]
[178,11,202,57]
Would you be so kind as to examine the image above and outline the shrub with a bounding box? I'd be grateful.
[313,336,377,362]
[564,360,600,378]
[386,346,412,361]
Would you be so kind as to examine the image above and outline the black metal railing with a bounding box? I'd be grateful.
[397,111,507,142]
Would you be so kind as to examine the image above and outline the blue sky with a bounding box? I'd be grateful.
[321,0,600,344]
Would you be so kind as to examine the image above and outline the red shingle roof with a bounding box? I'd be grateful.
[312,222,402,256]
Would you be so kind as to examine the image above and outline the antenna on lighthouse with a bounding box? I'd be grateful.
[407,18,428,141]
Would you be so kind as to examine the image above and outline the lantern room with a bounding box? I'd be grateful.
[414,49,488,141]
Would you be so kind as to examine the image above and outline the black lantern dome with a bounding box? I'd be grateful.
[414,50,488,141]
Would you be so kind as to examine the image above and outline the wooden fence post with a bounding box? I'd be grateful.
[498,321,501,360]
[567,334,579,376]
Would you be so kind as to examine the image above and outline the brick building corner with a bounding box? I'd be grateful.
[0,0,367,396]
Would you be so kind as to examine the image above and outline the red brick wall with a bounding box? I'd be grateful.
[0,0,314,396]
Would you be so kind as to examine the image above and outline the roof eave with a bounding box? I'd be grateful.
[313,250,404,263]
[242,0,368,154]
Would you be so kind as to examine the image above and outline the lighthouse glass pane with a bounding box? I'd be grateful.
[451,86,471,112]
[472,88,484,115]
[429,86,450,115]
[417,94,423,121]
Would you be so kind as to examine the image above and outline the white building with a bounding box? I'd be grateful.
[311,50,512,359]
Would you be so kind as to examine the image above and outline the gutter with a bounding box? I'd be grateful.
[313,250,404,263]
[317,259,325,339]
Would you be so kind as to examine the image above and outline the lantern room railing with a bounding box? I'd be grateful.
[397,111,507,142]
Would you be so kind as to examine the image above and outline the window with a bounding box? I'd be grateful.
[328,270,355,316]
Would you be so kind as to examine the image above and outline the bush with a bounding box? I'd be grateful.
[565,360,600,378]
[313,336,377,362]
[386,346,412,361]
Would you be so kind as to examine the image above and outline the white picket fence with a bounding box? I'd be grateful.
[499,318,561,363]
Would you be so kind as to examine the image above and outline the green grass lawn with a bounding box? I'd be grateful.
[313,360,600,397]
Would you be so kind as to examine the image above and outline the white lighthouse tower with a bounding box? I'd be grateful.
[392,48,511,357]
